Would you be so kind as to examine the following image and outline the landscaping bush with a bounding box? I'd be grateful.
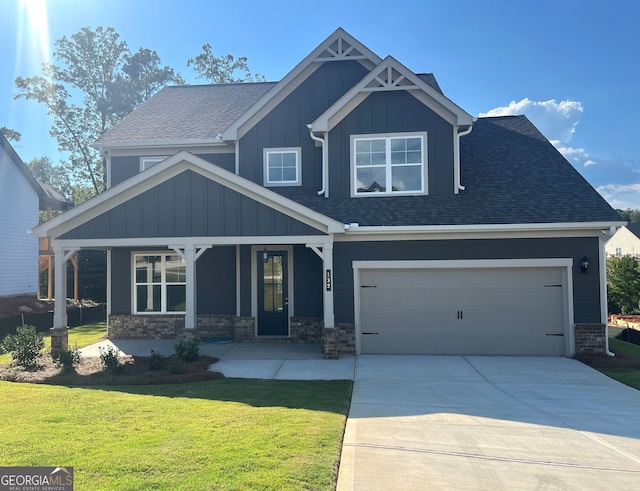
[148,350,166,371]
[99,345,121,374]
[174,338,199,363]
[56,342,81,371]
[0,325,45,367]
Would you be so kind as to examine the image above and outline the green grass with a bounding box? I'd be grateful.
[601,337,640,390]
[0,378,352,490]
[0,322,107,365]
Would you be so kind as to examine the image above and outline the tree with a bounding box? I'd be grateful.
[187,43,266,83]
[27,156,72,201]
[14,27,182,202]
[0,126,21,142]
[607,256,640,314]
[616,208,640,223]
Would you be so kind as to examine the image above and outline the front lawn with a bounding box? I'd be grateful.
[599,338,640,390]
[0,321,107,365]
[0,378,352,490]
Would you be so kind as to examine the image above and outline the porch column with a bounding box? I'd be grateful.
[53,245,77,329]
[323,243,335,328]
[184,245,196,329]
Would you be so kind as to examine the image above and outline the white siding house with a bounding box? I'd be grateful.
[605,224,640,258]
[0,133,43,297]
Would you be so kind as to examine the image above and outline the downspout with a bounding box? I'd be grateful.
[602,226,618,357]
[455,123,474,192]
[308,125,328,197]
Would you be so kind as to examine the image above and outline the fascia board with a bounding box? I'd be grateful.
[342,222,627,235]
[33,151,344,238]
[93,139,228,150]
[222,28,382,141]
[312,56,474,132]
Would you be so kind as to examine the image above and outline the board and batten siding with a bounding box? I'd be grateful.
[61,170,324,240]
[0,146,40,296]
[329,90,455,198]
[333,237,602,325]
[239,60,370,189]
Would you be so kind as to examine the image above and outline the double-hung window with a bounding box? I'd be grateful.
[352,133,426,195]
[263,147,302,186]
[134,254,186,314]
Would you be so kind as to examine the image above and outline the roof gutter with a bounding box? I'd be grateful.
[308,125,328,197]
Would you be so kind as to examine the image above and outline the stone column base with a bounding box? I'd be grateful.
[574,323,606,354]
[50,327,69,358]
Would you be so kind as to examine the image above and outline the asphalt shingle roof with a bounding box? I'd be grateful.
[96,83,276,144]
[275,115,620,226]
[625,223,640,239]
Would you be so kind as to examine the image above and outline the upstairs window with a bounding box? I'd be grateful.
[263,148,302,186]
[352,133,426,195]
[140,156,168,171]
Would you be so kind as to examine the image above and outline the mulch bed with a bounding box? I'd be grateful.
[575,351,640,370]
[0,352,223,386]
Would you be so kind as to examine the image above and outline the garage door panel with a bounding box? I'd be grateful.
[359,267,566,355]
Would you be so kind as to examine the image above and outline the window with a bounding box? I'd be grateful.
[263,148,301,186]
[352,133,426,195]
[140,156,168,171]
[133,254,186,314]
[616,247,622,257]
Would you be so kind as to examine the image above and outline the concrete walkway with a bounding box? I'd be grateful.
[337,355,640,490]
[79,339,355,380]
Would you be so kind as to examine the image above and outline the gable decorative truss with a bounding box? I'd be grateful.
[32,151,345,240]
[311,56,474,133]
[222,28,382,141]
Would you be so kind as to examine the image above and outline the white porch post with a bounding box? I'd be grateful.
[184,244,196,329]
[323,242,335,328]
[53,244,76,329]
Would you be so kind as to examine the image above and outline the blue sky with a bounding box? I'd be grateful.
[1,0,638,209]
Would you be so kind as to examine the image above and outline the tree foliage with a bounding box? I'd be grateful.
[187,43,266,83]
[0,126,21,142]
[607,256,640,314]
[14,26,182,202]
[616,208,640,223]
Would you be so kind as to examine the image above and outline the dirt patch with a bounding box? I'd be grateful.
[0,295,54,318]
[576,351,640,370]
[0,352,223,385]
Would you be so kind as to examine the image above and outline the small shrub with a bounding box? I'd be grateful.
[56,342,81,371]
[1,325,45,367]
[148,350,166,371]
[99,345,121,374]
[174,338,199,363]
[167,356,184,375]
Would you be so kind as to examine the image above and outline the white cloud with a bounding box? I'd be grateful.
[480,98,596,167]
[596,183,640,209]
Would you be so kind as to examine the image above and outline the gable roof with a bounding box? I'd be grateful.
[0,131,71,211]
[624,223,640,239]
[273,115,621,227]
[95,83,275,148]
[33,151,344,239]
[311,56,473,132]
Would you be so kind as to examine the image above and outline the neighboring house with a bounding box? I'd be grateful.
[0,131,70,298]
[605,223,640,258]
[33,29,623,357]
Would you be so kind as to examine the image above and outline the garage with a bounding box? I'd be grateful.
[356,261,571,355]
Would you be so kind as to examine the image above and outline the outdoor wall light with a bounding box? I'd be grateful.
[581,256,589,273]
[262,247,269,263]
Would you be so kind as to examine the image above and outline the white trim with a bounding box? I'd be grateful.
[222,28,382,141]
[236,245,241,316]
[263,147,302,187]
[131,252,187,315]
[106,154,112,189]
[94,139,228,151]
[140,156,169,172]
[106,249,112,319]
[251,245,294,337]
[32,151,344,238]
[352,258,575,356]
[311,56,473,133]
[351,132,427,196]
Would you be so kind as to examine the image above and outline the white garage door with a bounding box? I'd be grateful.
[359,267,567,355]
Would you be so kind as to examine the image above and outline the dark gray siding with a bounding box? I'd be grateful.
[196,246,236,314]
[111,248,132,314]
[239,60,369,188]
[110,153,235,187]
[239,245,252,316]
[62,170,325,239]
[293,245,323,316]
[329,90,454,198]
[333,237,601,324]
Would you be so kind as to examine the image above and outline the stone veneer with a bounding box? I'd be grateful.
[574,323,607,354]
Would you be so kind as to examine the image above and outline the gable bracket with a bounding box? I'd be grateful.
[306,244,325,260]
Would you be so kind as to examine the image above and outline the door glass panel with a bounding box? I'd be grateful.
[263,255,284,312]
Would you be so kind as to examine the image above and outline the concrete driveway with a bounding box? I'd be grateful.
[337,356,640,490]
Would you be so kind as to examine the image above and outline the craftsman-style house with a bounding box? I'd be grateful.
[33,29,623,357]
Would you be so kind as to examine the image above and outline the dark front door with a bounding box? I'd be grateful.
[258,250,289,336]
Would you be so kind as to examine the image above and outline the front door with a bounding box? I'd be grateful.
[258,250,289,336]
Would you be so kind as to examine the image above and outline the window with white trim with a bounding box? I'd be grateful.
[140,156,168,171]
[133,254,186,314]
[352,133,426,195]
[616,247,622,257]
[263,147,301,186]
